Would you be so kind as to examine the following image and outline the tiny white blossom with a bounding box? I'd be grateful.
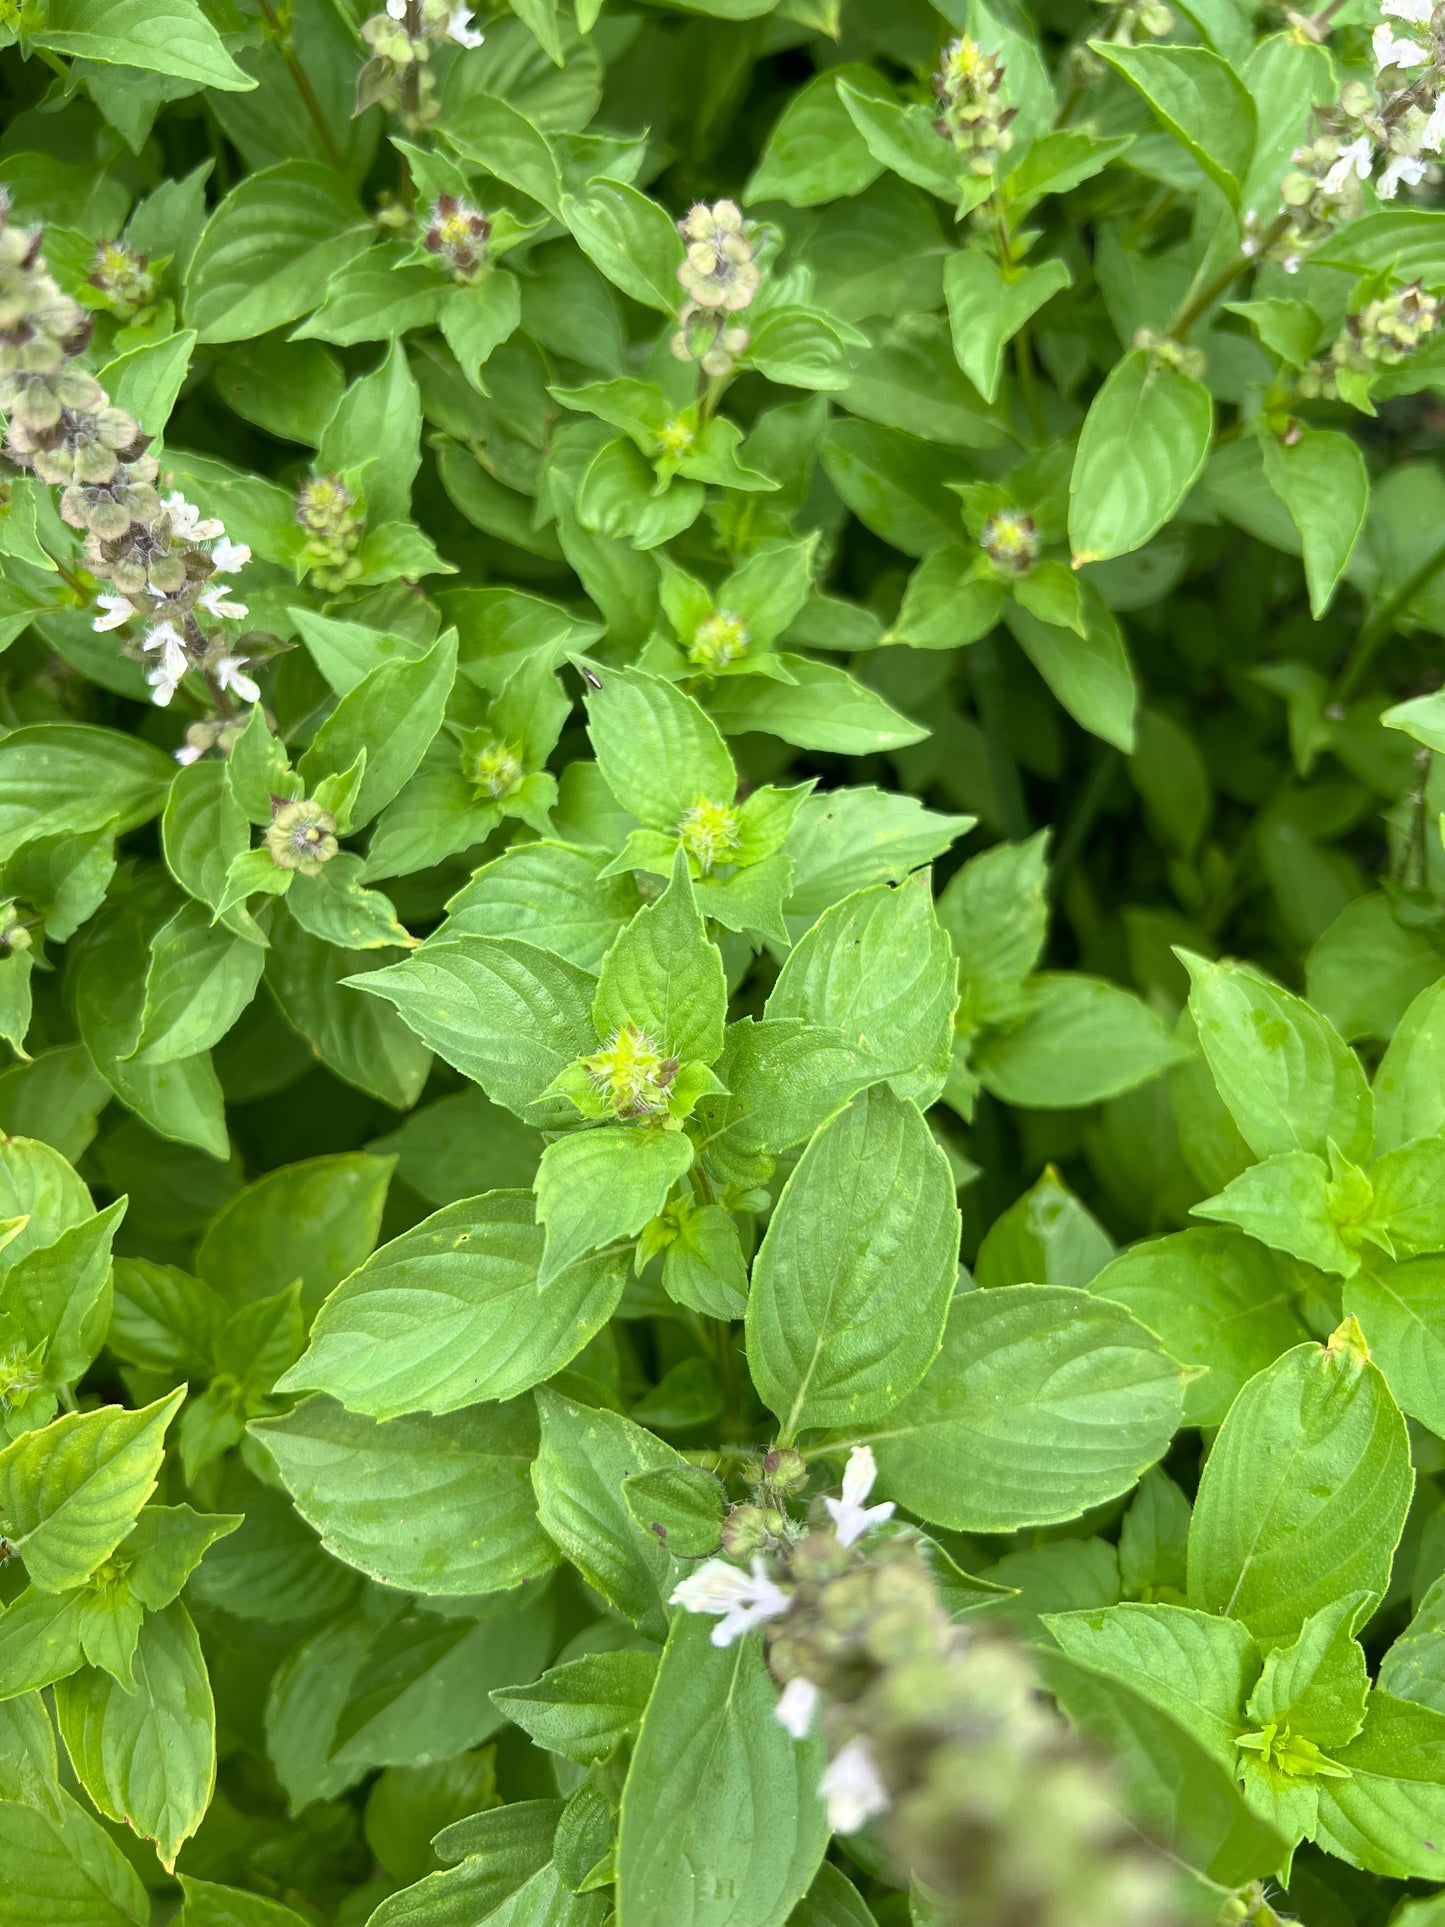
[215,656,261,704]
[1383,0,1434,23]
[1424,95,1445,152]
[448,4,484,45]
[1322,135,1374,193]
[143,620,189,707]
[1374,22,1430,65]
[199,583,249,622]
[162,492,224,542]
[1379,151,1429,195]
[670,1558,790,1646]
[824,1445,895,1549]
[210,537,251,574]
[775,1676,819,1740]
[820,1740,890,1834]
[92,593,135,632]
[386,0,408,17]
[173,743,204,765]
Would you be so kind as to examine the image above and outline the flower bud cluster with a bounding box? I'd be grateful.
[464,734,525,800]
[266,798,339,875]
[671,202,759,380]
[676,796,741,874]
[422,194,491,281]
[1132,326,1207,381]
[581,1021,680,1119]
[296,473,364,589]
[980,509,1039,576]
[687,608,750,670]
[87,241,156,319]
[0,198,257,719]
[932,36,1018,176]
[1298,281,1442,399]
[357,0,483,131]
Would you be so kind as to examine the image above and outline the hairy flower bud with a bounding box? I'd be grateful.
[581,1021,680,1119]
[980,509,1039,575]
[266,799,340,875]
[687,608,750,670]
[88,241,156,318]
[423,194,491,281]
[677,201,761,314]
[677,797,741,874]
[932,36,1017,174]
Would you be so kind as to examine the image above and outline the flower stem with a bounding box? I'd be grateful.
[1332,532,1445,703]
[255,0,347,173]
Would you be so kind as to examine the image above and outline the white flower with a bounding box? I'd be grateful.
[1383,0,1434,23]
[142,620,189,706]
[173,743,203,766]
[1379,151,1429,195]
[448,4,484,45]
[1374,22,1429,65]
[215,655,260,704]
[670,1558,790,1646]
[820,1740,890,1834]
[775,1676,819,1740]
[1322,135,1374,193]
[92,593,135,633]
[199,583,249,622]
[824,1445,895,1549]
[210,537,251,574]
[386,0,408,17]
[162,492,224,542]
[1424,95,1445,151]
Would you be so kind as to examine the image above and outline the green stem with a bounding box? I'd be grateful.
[710,1320,746,1440]
[1168,214,1289,341]
[1048,745,1121,902]
[40,547,87,598]
[970,636,1031,840]
[255,0,346,173]
[1333,532,1445,704]
[1014,325,1047,441]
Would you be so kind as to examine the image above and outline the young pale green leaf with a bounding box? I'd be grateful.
[55,1603,213,1871]
[746,1084,959,1438]
[1069,350,1213,565]
[1373,979,1445,1153]
[594,855,727,1068]
[861,1286,1185,1532]
[1187,1323,1413,1649]
[1315,1692,1445,1879]
[532,1388,681,1639]
[1181,953,1374,1164]
[277,1190,628,1418]
[1193,1148,1361,1277]
[0,1588,87,1701]
[253,1396,555,1597]
[0,1790,150,1925]
[436,842,642,975]
[617,1613,828,1927]
[1261,429,1369,619]
[29,0,255,90]
[0,1390,183,1593]
[584,664,736,831]
[1344,1255,1445,1439]
[976,1165,1115,1292]
[1094,42,1257,202]
[1247,1594,1370,1752]
[299,631,458,830]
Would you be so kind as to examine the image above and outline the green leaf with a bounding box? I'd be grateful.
[746,1084,959,1438]
[944,252,1072,405]
[195,1152,393,1311]
[0,1790,150,1924]
[1344,1256,1445,1439]
[1094,42,1257,202]
[1187,1322,1413,1648]
[55,1602,213,1871]
[184,163,371,344]
[584,664,736,832]
[974,973,1180,1107]
[1092,1227,1311,1427]
[617,1613,828,1927]
[532,1388,681,1638]
[1044,1602,1258,1770]
[622,1463,726,1559]
[560,180,684,314]
[766,873,957,1106]
[277,1190,628,1418]
[1261,429,1369,619]
[178,1877,311,1926]
[745,69,883,208]
[0,725,173,866]
[0,1390,183,1592]
[30,0,255,91]
[490,1650,658,1765]
[351,938,597,1125]
[594,855,727,1069]
[254,1396,556,1596]
[976,1165,1115,1292]
[1194,1148,1361,1277]
[1316,1691,1445,1878]
[534,1125,695,1287]
[131,898,265,1065]
[1181,952,1374,1164]
[860,1286,1185,1532]
[706,656,927,755]
[300,630,457,829]
[437,842,642,975]
[0,1196,126,1389]
[1069,350,1212,565]
[1373,979,1445,1153]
